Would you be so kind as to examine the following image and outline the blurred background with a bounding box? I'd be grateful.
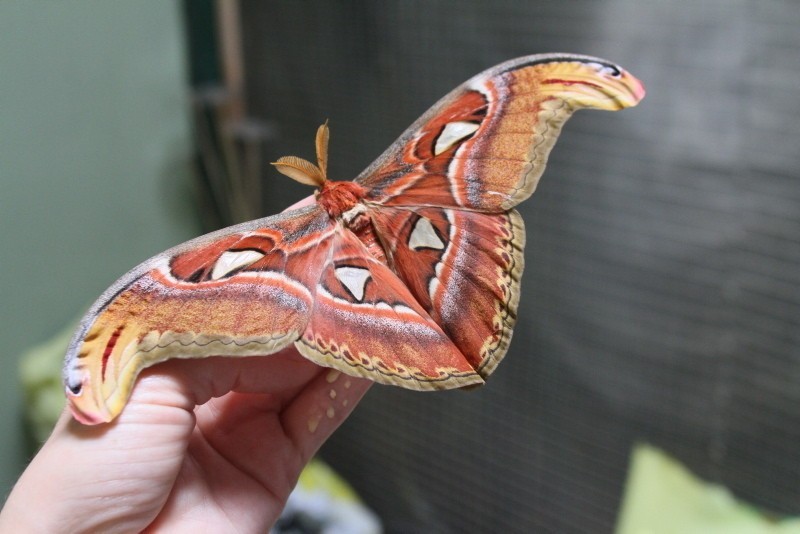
[2,1,799,532]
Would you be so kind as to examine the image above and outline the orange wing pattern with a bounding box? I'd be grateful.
[369,206,524,378]
[358,54,645,211]
[64,206,333,423]
[64,54,644,424]
[297,227,483,390]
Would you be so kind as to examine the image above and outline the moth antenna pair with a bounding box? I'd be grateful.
[271,121,330,187]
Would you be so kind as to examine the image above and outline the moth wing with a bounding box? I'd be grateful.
[350,54,643,380]
[63,205,334,424]
[356,53,645,212]
[295,225,484,390]
[370,206,525,379]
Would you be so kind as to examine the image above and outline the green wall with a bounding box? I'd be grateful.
[0,2,197,497]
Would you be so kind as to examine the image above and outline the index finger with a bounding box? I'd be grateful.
[284,194,316,212]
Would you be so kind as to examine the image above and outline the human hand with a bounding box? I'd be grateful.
[0,349,371,533]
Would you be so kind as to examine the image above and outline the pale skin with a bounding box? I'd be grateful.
[0,350,372,533]
[0,196,373,532]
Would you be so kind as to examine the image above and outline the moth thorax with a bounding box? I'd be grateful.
[317,180,368,219]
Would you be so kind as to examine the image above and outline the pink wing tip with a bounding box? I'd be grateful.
[631,76,647,102]
[66,389,112,425]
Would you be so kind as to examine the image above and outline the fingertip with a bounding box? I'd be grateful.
[280,369,372,462]
[284,194,316,212]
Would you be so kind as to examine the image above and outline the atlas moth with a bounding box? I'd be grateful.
[63,53,645,424]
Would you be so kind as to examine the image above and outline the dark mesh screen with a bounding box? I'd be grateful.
[239,1,800,532]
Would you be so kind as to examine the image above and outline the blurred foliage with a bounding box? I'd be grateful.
[18,322,73,444]
[617,444,800,534]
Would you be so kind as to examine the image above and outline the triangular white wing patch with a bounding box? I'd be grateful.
[334,266,371,302]
[409,217,445,250]
[434,121,480,155]
[211,250,265,280]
